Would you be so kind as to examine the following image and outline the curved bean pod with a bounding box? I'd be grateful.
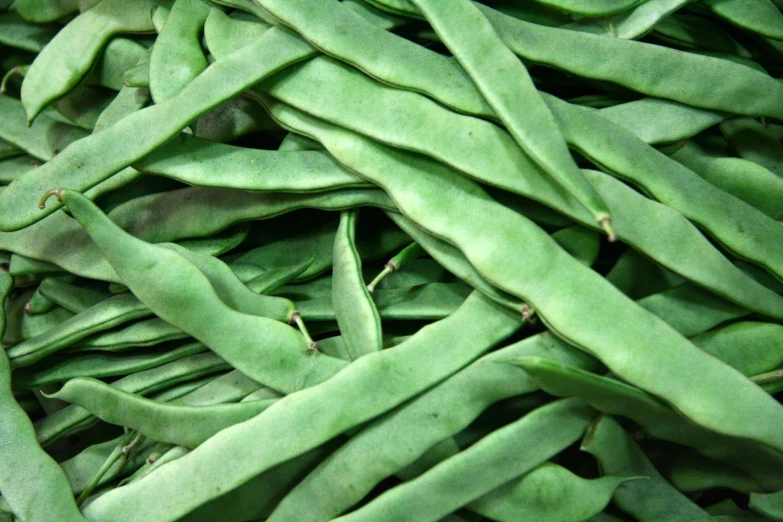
[49,377,276,448]
[669,141,783,220]
[21,0,158,122]
[412,0,614,235]
[582,415,708,522]
[34,350,229,446]
[268,331,598,522]
[544,94,783,282]
[597,98,728,145]
[692,321,783,378]
[46,189,347,392]
[1,25,317,231]
[333,399,594,522]
[0,270,88,522]
[82,292,522,522]
[6,292,152,368]
[332,210,383,359]
[149,0,211,103]
[701,0,783,41]
[13,342,207,388]
[266,103,783,453]
[518,356,783,490]
[203,7,270,60]
[469,462,634,522]
[135,133,368,192]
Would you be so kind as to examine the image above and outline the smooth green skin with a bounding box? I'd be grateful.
[469,462,633,522]
[6,292,152,368]
[597,98,728,145]
[692,321,783,378]
[34,350,229,446]
[0,155,36,184]
[269,277,736,522]
[0,96,88,161]
[720,117,783,178]
[93,85,151,133]
[21,0,159,122]
[12,0,80,23]
[69,317,188,352]
[0,271,87,522]
[52,190,348,393]
[413,0,612,230]
[563,0,690,38]
[159,242,296,322]
[204,7,270,59]
[13,342,207,388]
[702,0,783,40]
[269,103,783,455]
[518,357,783,490]
[332,210,383,359]
[0,11,58,52]
[0,25,318,231]
[3,292,74,346]
[582,167,783,317]
[582,415,708,522]
[49,377,276,448]
[259,63,783,314]
[362,0,783,117]
[83,292,522,522]
[545,94,783,283]
[333,399,594,522]
[750,489,783,520]
[0,186,394,282]
[150,0,210,103]
[192,94,281,142]
[670,141,783,220]
[653,13,752,56]
[136,133,368,192]
[86,37,148,92]
[38,278,111,313]
[268,332,598,522]
[255,0,494,118]
[300,282,470,321]
[175,446,333,522]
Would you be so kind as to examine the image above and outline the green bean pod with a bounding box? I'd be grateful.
[48,377,276,448]
[265,102,783,454]
[332,209,383,359]
[582,415,708,522]
[21,0,158,122]
[82,292,522,522]
[0,270,88,521]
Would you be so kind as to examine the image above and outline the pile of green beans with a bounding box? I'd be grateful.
[2,0,783,520]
